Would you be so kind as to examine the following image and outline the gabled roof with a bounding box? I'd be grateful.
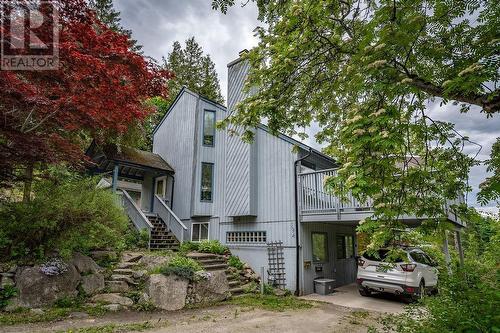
[152,86,227,135]
[152,87,336,165]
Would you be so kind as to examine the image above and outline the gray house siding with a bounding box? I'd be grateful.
[153,90,198,220]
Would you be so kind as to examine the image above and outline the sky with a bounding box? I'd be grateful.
[115,0,500,213]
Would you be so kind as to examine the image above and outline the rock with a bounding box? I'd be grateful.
[8,265,17,273]
[273,288,287,297]
[116,262,139,269]
[192,271,230,303]
[1,276,15,287]
[110,274,137,285]
[90,250,117,261]
[106,280,129,293]
[30,308,44,315]
[132,270,147,280]
[138,254,170,270]
[113,268,134,275]
[69,312,89,319]
[103,304,122,311]
[81,273,105,295]
[121,252,143,263]
[138,292,150,303]
[15,264,80,308]
[91,293,133,306]
[146,274,188,311]
[71,253,100,274]
[1,272,15,278]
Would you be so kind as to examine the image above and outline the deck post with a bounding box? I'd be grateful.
[112,164,119,193]
[443,230,452,274]
[455,229,464,267]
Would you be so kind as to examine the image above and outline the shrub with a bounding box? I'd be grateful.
[179,241,199,254]
[0,171,129,262]
[124,227,149,249]
[0,285,17,309]
[228,255,244,270]
[156,255,203,281]
[197,240,229,255]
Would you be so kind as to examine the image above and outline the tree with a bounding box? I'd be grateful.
[0,0,170,200]
[215,0,499,250]
[88,0,142,52]
[164,37,224,105]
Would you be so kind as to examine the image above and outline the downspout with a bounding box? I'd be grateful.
[294,148,312,296]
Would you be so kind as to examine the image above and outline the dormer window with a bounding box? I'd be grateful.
[203,110,216,146]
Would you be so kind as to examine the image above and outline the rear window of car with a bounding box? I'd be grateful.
[362,250,403,262]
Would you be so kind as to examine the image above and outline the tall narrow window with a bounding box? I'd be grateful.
[203,110,216,146]
[312,232,328,263]
[201,163,214,202]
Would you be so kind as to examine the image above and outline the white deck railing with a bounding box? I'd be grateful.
[153,195,188,243]
[121,190,153,246]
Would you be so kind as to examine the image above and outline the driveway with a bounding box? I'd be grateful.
[300,283,405,314]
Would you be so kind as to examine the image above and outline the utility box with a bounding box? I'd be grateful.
[314,278,336,295]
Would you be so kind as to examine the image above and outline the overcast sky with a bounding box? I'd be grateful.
[115,0,499,212]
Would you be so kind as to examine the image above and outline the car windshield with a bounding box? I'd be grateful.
[362,249,404,262]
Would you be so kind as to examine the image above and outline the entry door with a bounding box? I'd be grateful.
[155,177,167,204]
[335,235,357,286]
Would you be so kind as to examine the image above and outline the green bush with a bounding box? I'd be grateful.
[0,285,17,309]
[124,227,149,249]
[0,171,129,261]
[197,240,229,255]
[179,241,199,254]
[156,255,203,281]
[228,255,244,270]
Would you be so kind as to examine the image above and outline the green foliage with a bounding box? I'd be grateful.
[478,137,500,205]
[124,227,150,250]
[179,241,200,254]
[154,255,203,281]
[228,294,313,312]
[0,171,129,262]
[0,285,17,309]
[262,283,275,296]
[377,211,500,333]
[228,255,244,270]
[56,321,155,333]
[197,240,229,255]
[216,0,498,251]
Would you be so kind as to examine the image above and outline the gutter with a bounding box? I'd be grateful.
[294,148,312,296]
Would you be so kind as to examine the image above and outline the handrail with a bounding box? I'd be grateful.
[153,195,187,243]
[121,190,153,244]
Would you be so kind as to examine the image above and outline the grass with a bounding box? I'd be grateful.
[227,294,313,312]
[56,321,157,333]
[0,304,107,326]
[347,310,371,325]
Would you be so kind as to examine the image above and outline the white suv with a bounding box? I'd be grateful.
[356,248,438,301]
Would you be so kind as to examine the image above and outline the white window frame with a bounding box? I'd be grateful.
[191,222,210,242]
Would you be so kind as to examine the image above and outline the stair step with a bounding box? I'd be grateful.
[112,268,134,275]
[229,287,245,295]
[202,263,228,271]
[229,280,241,287]
[116,262,139,269]
[110,274,138,285]
[187,253,221,260]
[197,258,226,265]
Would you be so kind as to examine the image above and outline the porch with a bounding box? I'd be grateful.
[86,143,187,249]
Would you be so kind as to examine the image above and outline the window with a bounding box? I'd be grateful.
[201,163,214,202]
[203,110,216,146]
[312,232,328,263]
[192,223,209,242]
[410,251,430,265]
[336,235,355,259]
[226,231,267,244]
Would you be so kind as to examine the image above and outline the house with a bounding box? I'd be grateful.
[89,51,465,295]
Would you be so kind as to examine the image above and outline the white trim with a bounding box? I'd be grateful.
[191,222,210,242]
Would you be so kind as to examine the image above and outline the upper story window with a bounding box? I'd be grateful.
[203,110,216,146]
[201,162,214,202]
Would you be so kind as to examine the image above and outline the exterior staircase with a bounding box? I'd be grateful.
[147,215,180,251]
[187,253,246,296]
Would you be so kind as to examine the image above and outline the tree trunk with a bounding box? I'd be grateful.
[23,164,34,203]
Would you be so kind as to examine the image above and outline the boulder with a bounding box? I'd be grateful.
[81,273,105,295]
[132,270,147,280]
[121,252,143,263]
[71,253,100,274]
[192,271,230,303]
[90,250,117,262]
[138,254,170,271]
[0,276,15,287]
[103,304,122,311]
[15,264,80,308]
[91,293,133,306]
[146,274,188,311]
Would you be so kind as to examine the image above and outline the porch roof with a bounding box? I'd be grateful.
[86,143,174,178]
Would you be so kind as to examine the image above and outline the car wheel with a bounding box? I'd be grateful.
[417,281,425,300]
[359,288,371,297]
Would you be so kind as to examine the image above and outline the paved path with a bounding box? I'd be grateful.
[300,283,405,314]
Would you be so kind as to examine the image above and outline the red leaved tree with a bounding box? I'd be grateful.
[0,0,171,201]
